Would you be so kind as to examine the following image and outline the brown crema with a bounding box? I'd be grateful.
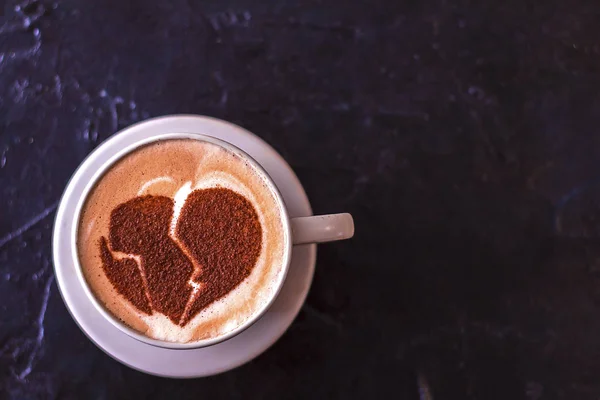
[77,139,286,343]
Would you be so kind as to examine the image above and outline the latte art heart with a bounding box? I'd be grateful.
[78,139,286,343]
[99,188,262,326]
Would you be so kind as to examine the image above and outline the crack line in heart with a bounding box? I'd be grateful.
[102,246,154,310]
[169,182,204,325]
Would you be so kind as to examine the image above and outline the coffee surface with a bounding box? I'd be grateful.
[77,139,287,343]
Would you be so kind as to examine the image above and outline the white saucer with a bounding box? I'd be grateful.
[53,115,316,377]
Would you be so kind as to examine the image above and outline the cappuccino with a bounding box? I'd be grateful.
[77,139,287,343]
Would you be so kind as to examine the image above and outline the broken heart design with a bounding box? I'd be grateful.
[99,188,262,326]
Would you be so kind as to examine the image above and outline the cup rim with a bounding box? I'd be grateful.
[70,131,293,350]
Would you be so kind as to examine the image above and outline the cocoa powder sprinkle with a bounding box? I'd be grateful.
[177,188,262,325]
[98,188,262,326]
[99,236,152,315]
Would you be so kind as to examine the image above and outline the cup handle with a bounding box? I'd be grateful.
[290,213,354,245]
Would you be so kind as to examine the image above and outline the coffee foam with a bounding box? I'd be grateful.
[77,139,287,343]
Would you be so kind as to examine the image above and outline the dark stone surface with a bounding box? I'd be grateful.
[2,0,600,398]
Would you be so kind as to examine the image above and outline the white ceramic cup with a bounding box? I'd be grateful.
[71,130,354,350]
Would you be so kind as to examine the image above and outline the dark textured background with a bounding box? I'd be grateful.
[2,0,600,398]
